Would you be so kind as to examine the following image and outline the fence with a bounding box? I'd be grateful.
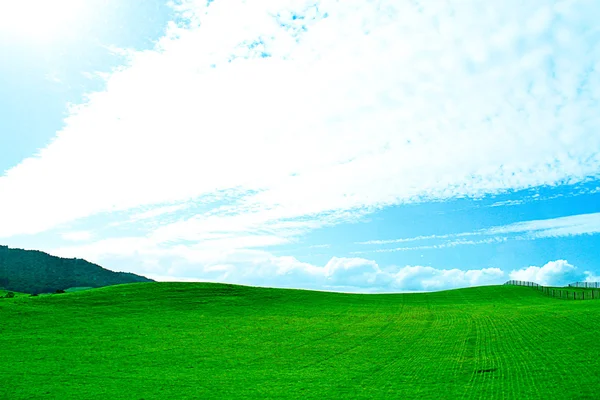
[568,282,600,289]
[504,280,600,301]
[536,286,600,300]
[503,280,541,287]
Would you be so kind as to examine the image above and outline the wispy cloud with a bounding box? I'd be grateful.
[488,199,526,208]
[357,212,600,253]
[357,234,452,246]
[354,237,509,254]
[489,212,600,239]
[308,244,331,249]
[60,231,93,242]
[1,0,599,245]
[128,203,190,222]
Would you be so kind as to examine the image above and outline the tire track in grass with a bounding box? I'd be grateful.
[355,295,440,396]
[492,310,542,399]
[496,311,541,399]
[513,305,585,392]
[481,312,513,399]
[296,300,403,371]
[508,308,571,394]
[440,306,478,398]
[363,294,495,397]
[502,300,592,393]
[358,305,423,389]
[503,297,600,396]
[465,301,578,399]
[245,305,374,367]
[463,313,491,400]
[471,310,548,399]
[456,313,476,377]
[463,312,510,400]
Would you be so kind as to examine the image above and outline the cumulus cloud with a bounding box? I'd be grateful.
[509,260,581,286]
[47,239,509,292]
[387,266,505,292]
[146,255,598,292]
[0,0,599,248]
[324,257,382,287]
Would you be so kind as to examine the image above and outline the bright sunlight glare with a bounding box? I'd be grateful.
[0,0,86,41]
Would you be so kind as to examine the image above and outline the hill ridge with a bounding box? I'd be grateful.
[0,245,153,294]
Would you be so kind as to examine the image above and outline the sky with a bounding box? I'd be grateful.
[1,0,600,293]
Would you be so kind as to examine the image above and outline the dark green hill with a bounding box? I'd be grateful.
[0,245,153,294]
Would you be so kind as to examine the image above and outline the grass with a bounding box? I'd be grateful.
[1,282,600,399]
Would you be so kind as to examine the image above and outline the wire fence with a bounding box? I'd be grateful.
[568,281,600,289]
[504,280,600,300]
[504,280,541,287]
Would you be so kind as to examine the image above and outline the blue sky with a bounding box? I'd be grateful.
[1,0,600,292]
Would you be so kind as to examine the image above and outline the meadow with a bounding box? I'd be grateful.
[1,283,600,399]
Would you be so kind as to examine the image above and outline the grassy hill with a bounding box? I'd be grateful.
[0,245,153,294]
[1,283,600,399]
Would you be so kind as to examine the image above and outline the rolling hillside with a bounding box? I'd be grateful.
[0,245,153,294]
[1,283,599,399]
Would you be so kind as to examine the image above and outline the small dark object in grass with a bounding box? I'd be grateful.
[4,292,15,298]
[30,293,38,297]
[55,289,65,294]
[476,368,497,374]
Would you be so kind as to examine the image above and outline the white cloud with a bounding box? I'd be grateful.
[145,274,207,283]
[0,0,599,247]
[490,212,600,239]
[60,231,93,242]
[488,199,526,207]
[389,266,505,292]
[584,272,600,283]
[308,244,330,249]
[48,228,595,292]
[324,257,382,287]
[509,260,581,286]
[357,234,451,246]
[357,212,600,253]
[128,203,190,222]
[354,237,508,254]
[46,238,510,292]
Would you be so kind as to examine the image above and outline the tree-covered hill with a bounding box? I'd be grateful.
[0,245,153,294]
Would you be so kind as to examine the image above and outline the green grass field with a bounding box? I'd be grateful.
[2,283,600,399]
